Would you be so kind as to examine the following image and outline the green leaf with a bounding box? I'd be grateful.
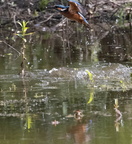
[87,91,94,104]
[22,21,25,27]
[17,21,22,27]
[25,32,34,36]
[6,53,13,56]
[24,27,29,33]
[16,20,31,41]
[16,33,22,37]
[85,70,93,81]
[22,38,27,42]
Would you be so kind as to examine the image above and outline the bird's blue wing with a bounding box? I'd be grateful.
[55,5,69,11]
[68,0,81,5]
[78,12,89,24]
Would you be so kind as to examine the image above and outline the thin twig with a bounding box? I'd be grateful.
[55,18,67,28]
[38,14,55,24]
[2,41,21,56]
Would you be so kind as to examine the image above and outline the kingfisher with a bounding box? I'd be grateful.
[54,0,88,25]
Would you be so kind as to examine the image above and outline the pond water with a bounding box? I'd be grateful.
[0,23,132,144]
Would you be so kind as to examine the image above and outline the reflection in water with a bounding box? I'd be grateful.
[115,115,122,132]
[67,120,92,144]
[114,99,123,132]
[0,21,132,144]
[0,24,132,70]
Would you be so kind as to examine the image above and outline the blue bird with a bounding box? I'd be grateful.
[55,0,88,25]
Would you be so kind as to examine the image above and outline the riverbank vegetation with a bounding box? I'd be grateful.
[0,0,131,29]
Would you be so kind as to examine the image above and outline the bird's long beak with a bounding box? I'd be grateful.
[46,6,55,9]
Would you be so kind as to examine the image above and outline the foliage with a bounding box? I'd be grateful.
[16,20,33,77]
[85,70,93,82]
[23,115,33,130]
[120,80,127,91]
[39,0,49,11]
[115,2,132,25]
[16,21,33,42]
[87,90,94,104]
[9,83,17,91]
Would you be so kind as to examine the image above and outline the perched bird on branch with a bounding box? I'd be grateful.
[54,0,89,25]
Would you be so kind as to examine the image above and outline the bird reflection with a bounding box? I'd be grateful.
[67,120,92,144]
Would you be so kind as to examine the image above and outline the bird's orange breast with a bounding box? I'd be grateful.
[61,11,85,24]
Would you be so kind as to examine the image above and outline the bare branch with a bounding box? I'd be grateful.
[2,41,21,56]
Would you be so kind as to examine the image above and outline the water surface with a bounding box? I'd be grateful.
[0,24,132,144]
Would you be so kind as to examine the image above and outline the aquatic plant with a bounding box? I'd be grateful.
[119,80,127,91]
[114,98,122,132]
[87,90,94,104]
[16,20,33,77]
[16,21,32,42]
[9,83,17,91]
[114,99,122,117]
[26,115,33,130]
[114,98,119,109]
[85,70,93,82]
